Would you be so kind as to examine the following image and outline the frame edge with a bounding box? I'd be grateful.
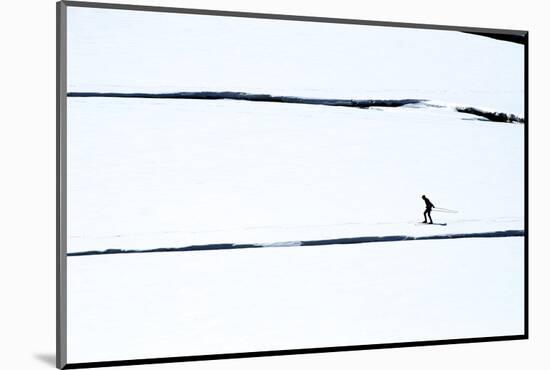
[63,0,527,36]
[57,1,68,369]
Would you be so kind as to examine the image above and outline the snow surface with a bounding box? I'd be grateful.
[67,98,524,253]
[67,237,524,363]
[67,7,524,115]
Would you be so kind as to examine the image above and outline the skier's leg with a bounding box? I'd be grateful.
[428,210,433,224]
[423,210,428,223]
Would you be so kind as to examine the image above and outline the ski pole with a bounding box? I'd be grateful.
[433,207,458,213]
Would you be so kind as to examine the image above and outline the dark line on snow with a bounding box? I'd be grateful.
[67,229,524,257]
[68,91,425,108]
[455,106,524,124]
[67,91,524,124]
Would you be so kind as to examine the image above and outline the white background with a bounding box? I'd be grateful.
[0,0,546,369]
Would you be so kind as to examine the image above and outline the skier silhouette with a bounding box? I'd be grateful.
[422,195,435,224]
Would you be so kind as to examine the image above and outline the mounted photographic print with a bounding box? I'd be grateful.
[56,1,528,368]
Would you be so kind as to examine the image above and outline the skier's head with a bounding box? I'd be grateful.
[422,195,426,199]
